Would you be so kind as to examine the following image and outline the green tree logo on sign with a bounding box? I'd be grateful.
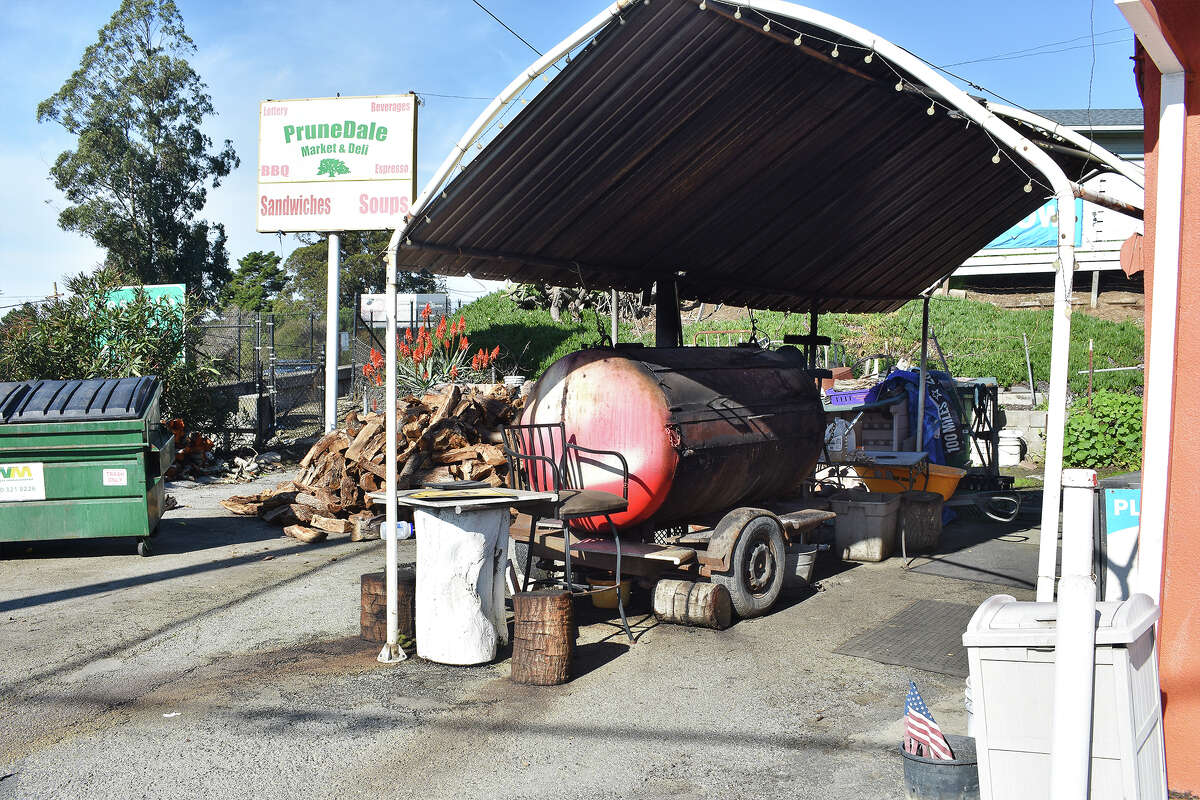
[317,158,349,178]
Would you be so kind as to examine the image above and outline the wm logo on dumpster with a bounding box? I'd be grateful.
[0,465,32,480]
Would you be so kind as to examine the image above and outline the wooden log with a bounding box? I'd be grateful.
[220,496,263,516]
[511,590,575,685]
[360,568,416,641]
[652,580,732,630]
[287,503,316,524]
[344,420,383,462]
[351,513,384,542]
[283,524,327,544]
[311,514,352,534]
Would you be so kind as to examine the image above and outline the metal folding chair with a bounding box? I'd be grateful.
[500,422,633,642]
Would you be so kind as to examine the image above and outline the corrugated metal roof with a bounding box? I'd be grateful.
[400,0,1103,313]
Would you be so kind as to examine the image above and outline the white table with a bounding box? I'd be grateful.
[369,489,554,665]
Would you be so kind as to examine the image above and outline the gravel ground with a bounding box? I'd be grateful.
[0,474,1036,799]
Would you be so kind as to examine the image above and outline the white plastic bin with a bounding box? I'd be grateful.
[962,593,1166,800]
[830,490,900,562]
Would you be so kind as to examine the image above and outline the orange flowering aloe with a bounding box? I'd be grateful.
[364,311,504,392]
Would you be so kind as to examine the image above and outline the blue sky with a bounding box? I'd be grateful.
[0,0,1142,306]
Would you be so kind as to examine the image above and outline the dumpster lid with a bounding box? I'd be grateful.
[961,593,1159,648]
[2,377,161,423]
[0,382,30,419]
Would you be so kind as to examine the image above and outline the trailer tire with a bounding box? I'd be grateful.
[712,512,786,618]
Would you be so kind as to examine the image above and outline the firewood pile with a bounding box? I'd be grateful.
[220,384,524,543]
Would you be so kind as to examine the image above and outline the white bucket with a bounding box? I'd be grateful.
[998,430,1024,466]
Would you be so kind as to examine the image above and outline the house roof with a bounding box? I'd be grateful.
[398,0,1118,313]
[1033,108,1144,129]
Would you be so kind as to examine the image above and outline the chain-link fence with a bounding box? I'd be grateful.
[197,309,332,446]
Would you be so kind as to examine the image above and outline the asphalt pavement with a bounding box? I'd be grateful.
[0,474,1036,799]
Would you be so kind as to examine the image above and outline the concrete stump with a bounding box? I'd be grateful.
[414,505,509,665]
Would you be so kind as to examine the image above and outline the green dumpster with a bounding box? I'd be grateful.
[0,377,175,556]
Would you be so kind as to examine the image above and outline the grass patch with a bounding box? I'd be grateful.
[459,292,1144,394]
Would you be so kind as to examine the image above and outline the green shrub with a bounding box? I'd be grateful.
[0,269,226,428]
[1062,391,1143,471]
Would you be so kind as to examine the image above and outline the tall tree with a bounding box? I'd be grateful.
[285,231,441,309]
[223,250,286,311]
[36,0,239,304]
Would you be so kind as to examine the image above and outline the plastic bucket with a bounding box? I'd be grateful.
[900,734,979,799]
[784,544,819,587]
[591,577,631,609]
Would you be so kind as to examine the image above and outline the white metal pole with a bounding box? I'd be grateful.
[1132,70,1186,603]
[611,288,619,345]
[1049,468,1099,800]
[1036,243,1076,601]
[379,245,405,664]
[324,233,341,433]
[916,296,930,453]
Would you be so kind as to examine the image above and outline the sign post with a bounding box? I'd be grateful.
[256,94,417,432]
[325,233,341,432]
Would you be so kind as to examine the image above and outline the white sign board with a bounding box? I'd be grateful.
[256,94,416,233]
[0,462,46,502]
[360,293,449,325]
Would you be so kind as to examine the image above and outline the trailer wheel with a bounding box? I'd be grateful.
[712,511,786,618]
[137,538,152,557]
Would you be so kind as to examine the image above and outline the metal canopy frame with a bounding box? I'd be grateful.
[372,1,1140,661]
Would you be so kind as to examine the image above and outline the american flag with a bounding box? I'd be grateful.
[904,681,954,760]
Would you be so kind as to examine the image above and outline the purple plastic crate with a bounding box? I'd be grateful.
[826,388,871,406]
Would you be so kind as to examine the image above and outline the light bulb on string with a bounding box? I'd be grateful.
[864,50,873,63]
[926,101,936,116]
[733,6,742,19]
[618,15,625,24]
[793,34,803,45]
[1024,180,1033,193]
[991,150,1001,164]
[895,79,904,91]
[698,0,706,9]
[831,44,839,57]
[762,19,771,32]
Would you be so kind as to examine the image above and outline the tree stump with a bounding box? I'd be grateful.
[652,579,732,630]
[360,568,416,643]
[510,590,575,685]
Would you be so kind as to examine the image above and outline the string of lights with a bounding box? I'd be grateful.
[420,0,1070,234]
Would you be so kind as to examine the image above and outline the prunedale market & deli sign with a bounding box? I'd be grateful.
[256,94,416,233]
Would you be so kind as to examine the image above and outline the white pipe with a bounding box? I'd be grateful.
[1036,244,1076,601]
[1113,0,1185,603]
[1135,69,1185,604]
[384,0,1082,600]
[378,245,405,664]
[987,103,1145,189]
[1049,468,1099,800]
[324,233,341,433]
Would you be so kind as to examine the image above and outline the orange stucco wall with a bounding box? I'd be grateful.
[1137,2,1200,791]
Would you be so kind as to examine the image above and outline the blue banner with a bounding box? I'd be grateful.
[984,198,1084,249]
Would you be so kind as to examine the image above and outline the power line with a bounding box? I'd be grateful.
[941,35,1129,68]
[417,91,494,101]
[469,0,542,56]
